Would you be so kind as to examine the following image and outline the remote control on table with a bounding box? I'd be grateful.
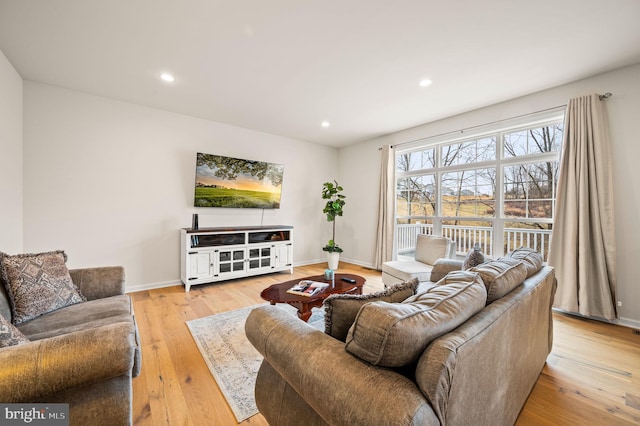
[341,277,356,283]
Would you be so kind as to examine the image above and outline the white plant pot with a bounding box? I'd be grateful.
[327,252,340,270]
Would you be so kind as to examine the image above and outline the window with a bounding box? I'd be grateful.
[395,110,563,260]
[441,168,496,218]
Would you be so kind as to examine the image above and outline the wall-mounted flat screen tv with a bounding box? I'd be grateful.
[194,152,284,209]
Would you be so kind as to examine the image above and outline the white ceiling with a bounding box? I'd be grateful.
[1,0,640,147]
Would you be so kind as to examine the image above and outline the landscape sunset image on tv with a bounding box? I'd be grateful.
[194,153,284,209]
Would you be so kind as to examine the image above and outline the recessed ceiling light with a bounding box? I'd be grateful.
[419,79,432,87]
[160,73,175,83]
[321,121,330,128]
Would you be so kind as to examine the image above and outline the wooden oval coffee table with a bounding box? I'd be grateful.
[260,273,365,322]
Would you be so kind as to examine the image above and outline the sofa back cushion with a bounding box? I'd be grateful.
[415,235,453,266]
[469,257,528,303]
[506,247,544,278]
[323,278,419,342]
[344,271,487,367]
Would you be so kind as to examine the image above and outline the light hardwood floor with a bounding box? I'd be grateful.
[130,263,640,425]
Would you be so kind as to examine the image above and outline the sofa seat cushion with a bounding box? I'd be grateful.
[506,247,544,278]
[323,278,419,342]
[382,260,434,283]
[17,295,133,341]
[469,258,528,303]
[0,251,86,325]
[345,271,487,367]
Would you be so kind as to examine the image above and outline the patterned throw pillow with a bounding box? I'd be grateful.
[0,313,29,347]
[323,278,419,342]
[463,244,485,270]
[0,251,86,325]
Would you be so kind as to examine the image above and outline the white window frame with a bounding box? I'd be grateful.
[395,108,565,259]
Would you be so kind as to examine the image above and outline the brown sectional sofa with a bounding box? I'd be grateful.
[0,266,141,426]
[246,254,556,425]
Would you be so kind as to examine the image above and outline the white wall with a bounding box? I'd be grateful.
[0,50,23,254]
[23,82,338,290]
[339,63,640,327]
[14,57,640,324]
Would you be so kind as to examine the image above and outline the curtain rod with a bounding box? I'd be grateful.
[379,92,613,151]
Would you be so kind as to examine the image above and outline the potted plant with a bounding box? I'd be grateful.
[321,180,346,270]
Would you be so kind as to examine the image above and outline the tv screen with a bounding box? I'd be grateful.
[194,153,284,209]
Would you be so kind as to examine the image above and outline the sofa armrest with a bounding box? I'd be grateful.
[69,266,125,300]
[246,306,439,426]
[0,322,137,402]
[429,259,464,282]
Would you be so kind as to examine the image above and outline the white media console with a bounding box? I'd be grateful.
[180,225,293,292]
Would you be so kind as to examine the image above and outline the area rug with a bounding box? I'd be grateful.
[186,303,323,423]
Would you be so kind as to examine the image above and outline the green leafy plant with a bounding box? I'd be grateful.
[321,180,346,253]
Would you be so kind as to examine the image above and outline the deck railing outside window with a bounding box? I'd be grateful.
[396,223,552,260]
[503,227,552,260]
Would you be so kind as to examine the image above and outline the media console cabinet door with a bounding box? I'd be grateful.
[188,252,213,281]
[248,245,273,271]
[274,244,292,268]
[217,248,246,276]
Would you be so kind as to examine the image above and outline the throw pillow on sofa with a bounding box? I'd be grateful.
[469,257,528,303]
[0,313,29,347]
[345,271,487,367]
[505,247,544,278]
[462,244,485,270]
[324,278,419,342]
[0,250,86,325]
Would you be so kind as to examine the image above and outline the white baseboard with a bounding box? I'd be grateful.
[339,257,377,270]
[126,279,182,294]
[616,316,640,330]
[553,307,640,330]
[293,259,325,267]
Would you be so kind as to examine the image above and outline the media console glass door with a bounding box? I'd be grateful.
[216,248,246,276]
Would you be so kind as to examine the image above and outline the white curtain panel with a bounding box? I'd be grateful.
[374,144,396,269]
[548,94,617,320]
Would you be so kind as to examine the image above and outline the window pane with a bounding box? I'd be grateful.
[504,124,563,158]
[396,174,436,217]
[396,149,435,172]
[503,161,558,219]
[396,178,410,215]
[441,168,495,217]
[441,137,496,166]
[504,222,553,261]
